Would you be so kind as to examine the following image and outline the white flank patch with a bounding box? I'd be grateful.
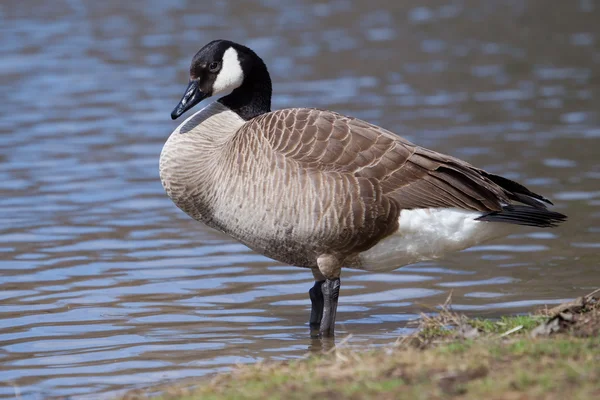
[358,208,516,272]
[212,47,244,95]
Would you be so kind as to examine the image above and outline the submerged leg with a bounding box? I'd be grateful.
[316,254,342,337]
[309,280,325,326]
[320,278,341,337]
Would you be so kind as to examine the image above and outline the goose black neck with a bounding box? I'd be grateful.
[218,58,272,121]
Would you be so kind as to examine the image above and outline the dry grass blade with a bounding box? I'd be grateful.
[499,325,523,337]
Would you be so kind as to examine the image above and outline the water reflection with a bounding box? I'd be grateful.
[1,0,599,399]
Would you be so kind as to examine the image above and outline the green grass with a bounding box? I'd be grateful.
[470,314,547,334]
[417,323,454,340]
[130,336,599,400]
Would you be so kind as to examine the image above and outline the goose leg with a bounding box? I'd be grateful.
[316,254,342,337]
[309,280,325,326]
[319,278,340,337]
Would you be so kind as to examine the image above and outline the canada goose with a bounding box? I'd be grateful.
[161,40,567,337]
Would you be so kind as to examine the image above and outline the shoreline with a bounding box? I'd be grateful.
[119,289,600,400]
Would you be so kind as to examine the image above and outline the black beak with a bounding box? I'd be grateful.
[171,80,208,120]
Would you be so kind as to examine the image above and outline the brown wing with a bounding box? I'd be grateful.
[243,108,516,213]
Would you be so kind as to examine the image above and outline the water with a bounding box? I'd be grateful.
[1,0,599,398]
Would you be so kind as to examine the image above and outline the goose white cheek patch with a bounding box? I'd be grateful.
[213,47,244,95]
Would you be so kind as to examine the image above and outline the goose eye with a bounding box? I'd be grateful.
[208,62,219,72]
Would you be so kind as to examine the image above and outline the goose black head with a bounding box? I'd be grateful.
[171,40,272,121]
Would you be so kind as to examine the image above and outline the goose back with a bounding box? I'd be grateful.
[242,108,517,212]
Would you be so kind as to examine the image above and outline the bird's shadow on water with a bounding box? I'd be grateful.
[307,335,337,354]
[307,323,335,352]
[306,323,348,354]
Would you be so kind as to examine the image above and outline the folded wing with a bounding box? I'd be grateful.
[243,108,555,215]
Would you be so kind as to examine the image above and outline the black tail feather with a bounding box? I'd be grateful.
[477,205,567,228]
[481,172,553,208]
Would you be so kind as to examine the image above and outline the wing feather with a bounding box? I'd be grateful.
[240,108,546,213]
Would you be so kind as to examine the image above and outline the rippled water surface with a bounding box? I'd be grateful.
[2,1,600,398]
